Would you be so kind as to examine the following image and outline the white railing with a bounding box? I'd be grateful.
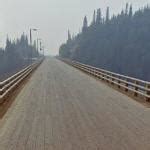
[0,58,44,103]
[60,58,150,101]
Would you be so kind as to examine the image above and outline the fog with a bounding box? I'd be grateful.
[0,0,149,55]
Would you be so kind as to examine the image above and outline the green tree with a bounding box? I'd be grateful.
[59,4,150,81]
[129,5,133,17]
[82,16,88,32]
[106,7,110,22]
[92,10,96,25]
[96,8,102,25]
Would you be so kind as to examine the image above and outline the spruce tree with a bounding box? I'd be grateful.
[106,7,110,22]
[96,9,102,25]
[92,10,96,25]
[82,16,88,32]
[129,5,133,17]
[67,30,71,42]
[125,3,129,15]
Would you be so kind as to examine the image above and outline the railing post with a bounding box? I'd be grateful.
[79,64,82,70]
[146,83,150,101]
[95,70,99,78]
[118,77,121,88]
[0,90,3,95]
[0,84,3,89]
[87,68,90,74]
[102,72,105,80]
[111,74,114,85]
[93,69,96,77]
[125,79,128,92]
[134,81,138,96]
[91,69,94,76]
[106,73,109,83]
[99,72,103,80]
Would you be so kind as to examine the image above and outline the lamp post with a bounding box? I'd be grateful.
[40,40,42,54]
[29,28,38,63]
[37,38,40,57]
[37,38,42,57]
[42,46,45,56]
[37,38,44,58]
[30,28,37,45]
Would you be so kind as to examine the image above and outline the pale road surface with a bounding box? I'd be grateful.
[0,57,150,150]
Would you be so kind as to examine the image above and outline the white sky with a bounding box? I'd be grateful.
[0,0,149,55]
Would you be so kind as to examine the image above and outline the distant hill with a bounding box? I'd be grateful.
[59,4,150,81]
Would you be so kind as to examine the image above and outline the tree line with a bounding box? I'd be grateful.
[0,34,39,80]
[59,4,150,81]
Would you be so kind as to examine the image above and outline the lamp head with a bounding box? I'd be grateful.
[33,29,37,31]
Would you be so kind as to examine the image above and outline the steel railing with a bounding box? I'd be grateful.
[60,58,150,101]
[0,58,44,103]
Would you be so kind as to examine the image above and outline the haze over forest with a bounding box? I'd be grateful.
[59,3,150,81]
[0,0,149,55]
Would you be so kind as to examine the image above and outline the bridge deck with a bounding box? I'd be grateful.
[0,58,150,150]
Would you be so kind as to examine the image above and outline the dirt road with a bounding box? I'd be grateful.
[0,57,150,150]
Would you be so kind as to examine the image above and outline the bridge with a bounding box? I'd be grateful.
[0,57,149,150]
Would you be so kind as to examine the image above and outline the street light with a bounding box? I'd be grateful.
[29,28,38,63]
[37,38,45,57]
[30,28,38,45]
[37,38,42,57]
[42,46,45,56]
[40,41,45,57]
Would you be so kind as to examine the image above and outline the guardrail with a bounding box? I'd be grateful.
[60,58,150,102]
[0,58,44,103]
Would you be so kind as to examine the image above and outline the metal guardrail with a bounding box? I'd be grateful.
[60,58,150,101]
[0,58,44,103]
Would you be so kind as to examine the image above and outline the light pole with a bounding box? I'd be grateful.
[40,40,42,55]
[29,28,38,63]
[42,45,45,56]
[30,28,37,45]
[37,38,41,57]
[37,38,44,57]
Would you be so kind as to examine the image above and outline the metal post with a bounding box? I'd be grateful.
[42,46,45,57]
[30,29,32,64]
[146,84,150,101]
[37,39,39,57]
[29,28,38,63]
[30,29,32,45]
[134,81,138,96]
[40,41,42,56]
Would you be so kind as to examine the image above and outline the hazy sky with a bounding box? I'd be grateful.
[0,0,149,55]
